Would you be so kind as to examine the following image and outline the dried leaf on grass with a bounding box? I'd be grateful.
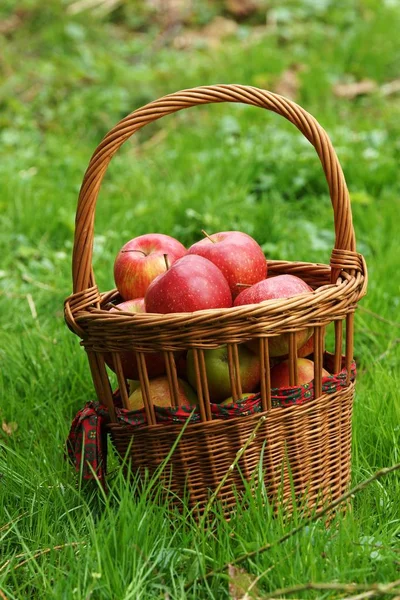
[333,77,400,99]
[173,17,238,49]
[203,16,238,40]
[274,64,305,100]
[225,0,259,19]
[381,79,400,96]
[67,0,122,16]
[333,79,377,99]
[2,422,18,436]
[147,0,191,26]
[0,15,22,35]
[228,564,261,599]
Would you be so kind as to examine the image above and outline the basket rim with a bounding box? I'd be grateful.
[65,261,366,321]
[66,267,365,333]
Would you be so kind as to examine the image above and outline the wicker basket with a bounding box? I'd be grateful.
[65,85,367,516]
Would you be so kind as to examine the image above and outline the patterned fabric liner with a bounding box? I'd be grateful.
[66,353,356,483]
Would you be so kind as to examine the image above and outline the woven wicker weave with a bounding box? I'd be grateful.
[64,85,367,515]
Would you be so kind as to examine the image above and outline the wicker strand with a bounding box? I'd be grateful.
[345,313,355,385]
[168,351,181,406]
[334,320,343,374]
[191,349,207,422]
[288,333,298,386]
[314,327,324,398]
[227,344,239,401]
[136,353,156,425]
[259,338,272,411]
[111,352,129,409]
[198,350,212,421]
[163,351,175,407]
[232,344,243,399]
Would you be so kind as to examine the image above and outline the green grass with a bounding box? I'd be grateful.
[1,1,400,597]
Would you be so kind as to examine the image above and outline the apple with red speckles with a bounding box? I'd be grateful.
[104,298,166,380]
[270,358,330,388]
[234,274,313,357]
[114,233,187,300]
[145,254,232,314]
[187,231,267,299]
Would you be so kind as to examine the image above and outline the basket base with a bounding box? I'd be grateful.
[108,383,354,519]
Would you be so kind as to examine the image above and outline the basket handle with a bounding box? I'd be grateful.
[72,84,358,294]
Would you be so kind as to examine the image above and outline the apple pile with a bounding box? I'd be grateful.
[113,230,267,311]
[108,231,329,410]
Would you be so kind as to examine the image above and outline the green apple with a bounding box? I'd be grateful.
[187,345,261,404]
[128,379,141,394]
[246,329,311,358]
[220,392,255,406]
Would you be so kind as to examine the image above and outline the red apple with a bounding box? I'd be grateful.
[105,299,166,380]
[114,233,187,300]
[186,345,261,403]
[127,376,198,410]
[234,275,313,357]
[297,332,315,358]
[270,358,330,388]
[145,255,232,314]
[187,231,267,299]
[297,326,327,358]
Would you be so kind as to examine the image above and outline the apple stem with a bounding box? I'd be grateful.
[163,254,170,270]
[236,283,252,288]
[201,229,216,243]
